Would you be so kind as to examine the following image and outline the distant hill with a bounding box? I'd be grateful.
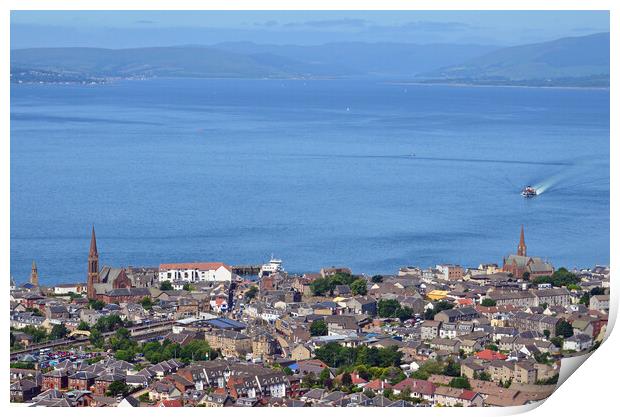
[10,34,610,86]
[10,42,497,81]
[10,46,296,79]
[213,42,499,77]
[420,32,609,86]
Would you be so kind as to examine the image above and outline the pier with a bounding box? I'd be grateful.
[232,265,261,275]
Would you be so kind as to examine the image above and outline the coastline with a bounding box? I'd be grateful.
[386,80,610,91]
[12,75,610,90]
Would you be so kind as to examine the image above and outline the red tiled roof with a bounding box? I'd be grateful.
[364,379,392,390]
[392,378,436,395]
[159,399,183,407]
[460,390,478,401]
[350,373,368,384]
[159,262,231,272]
[475,349,508,361]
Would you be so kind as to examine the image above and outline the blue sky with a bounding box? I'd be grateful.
[11,10,610,48]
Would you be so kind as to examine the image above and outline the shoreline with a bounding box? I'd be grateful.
[12,262,610,287]
[386,81,610,91]
[11,75,610,90]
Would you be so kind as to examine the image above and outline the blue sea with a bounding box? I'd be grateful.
[10,79,610,284]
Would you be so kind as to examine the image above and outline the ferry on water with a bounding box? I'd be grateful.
[521,185,538,198]
[258,256,284,278]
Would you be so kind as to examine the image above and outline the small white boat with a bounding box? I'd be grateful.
[521,185,538,198]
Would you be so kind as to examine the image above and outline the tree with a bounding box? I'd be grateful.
[550,337,563,348]
[363,389,376,398]
[180,340,214,362]
[371,275,383,283]
[478,371,491,381]
[378,299,401,318]
[302,373,317,388]
[556,321,574,338]
[314,343,402,369]
[159,281,173,291]
[485,344,499,352]
[182,283,194,291]
[310,320,328,336]
[89,329,104,348]
[522,271,531,281]
[385,367,406,385]
[309,273,358,296]
[341,372,352,387]
[350,279,368,296]
[21,325,48,343]
[310,277,333,296]
[106,380,130,397]
[115,349,134,362]
[534,352,553,365]
[110,328,137,353]
[10,361,36,369]
[78,321,91,331]
[532,267,579,288]
[449,377,471,389]
[319,367,332,384]
[50,324,69,340]
[396,306,414,321]
[424,300,455,320]
[444,359,461,377]
[329,272,357,286]
[245,286,259,301]
[88,299,105,310]
[93,315,124,332]
[282,366,293,376]
[140,297,154,310]
[481,298,497,307]
[411,359,444,380]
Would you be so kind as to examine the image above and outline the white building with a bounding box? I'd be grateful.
[54,283,84,295]
[563,334,593,351]
[159,262,232,283]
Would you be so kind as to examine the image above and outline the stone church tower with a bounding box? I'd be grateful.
[30,260,39,286]
[87,226,100,299]
[517,225,527,257]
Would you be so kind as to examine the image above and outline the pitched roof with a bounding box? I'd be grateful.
[159,262,231,272]
[392,378,435,395]
[475,349,508,361]
[364,379,392,390]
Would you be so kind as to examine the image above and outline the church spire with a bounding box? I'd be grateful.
[517,224,527,257]
[87,225,100,299]
[89,225,98,256]
[30,260,39,286]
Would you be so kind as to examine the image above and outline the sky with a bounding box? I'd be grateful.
[11,10,610,49]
